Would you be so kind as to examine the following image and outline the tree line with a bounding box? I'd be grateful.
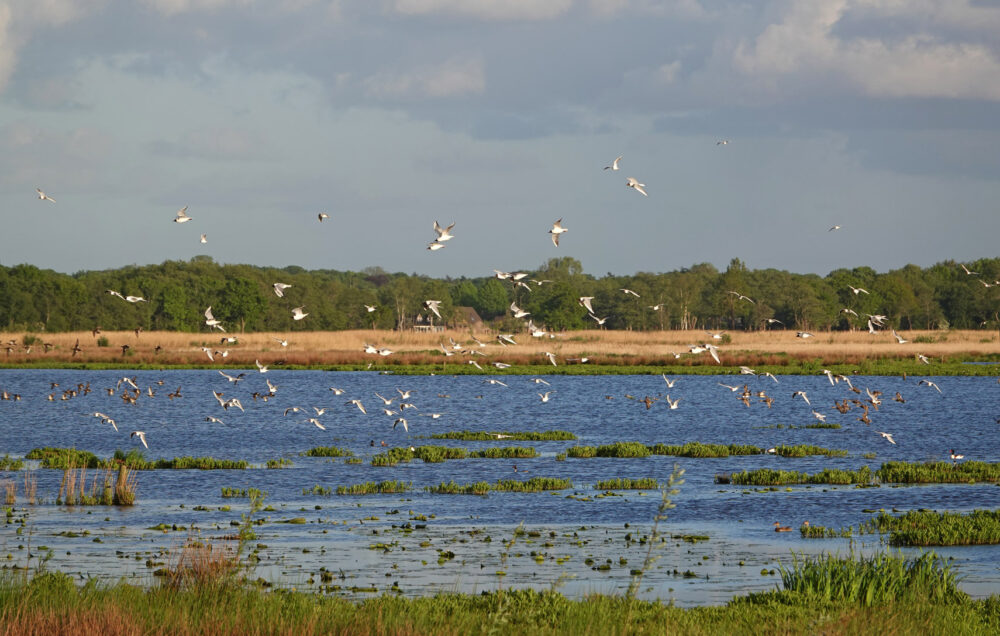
[0,255,996,333]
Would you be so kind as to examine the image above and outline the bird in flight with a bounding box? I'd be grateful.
[423,300,443,319]
[792,391,811,405]
[716,139,729,145]
[828,225,841,232]
[125,296,147,303]
[200,234,207,244]
[891,330,908,344]
[433,221,455,242]
[796,332,813,339]
[36,188,56,203]
[579,297,595,314]
[727,291,754,304]
[960,264,978,276]
[510,301,530,319]
[918,379,942,393]
[204,306,224,331]
[318,213,329,222]
[847,285,869,295]
[876,431,896,445]
[427,241,445,251]
[273,283,292,297]
[621,288,640,298]
[308,418,326,430]
[604,155,622,171]
[549,219,568,246]
[291,306,308,321]
[625,177,647,196]
[130,431,149,448]
[173,207,192,223]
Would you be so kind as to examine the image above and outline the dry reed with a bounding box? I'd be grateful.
[164,537,239,589]
[22,472,36,505]
[1,480,14,505]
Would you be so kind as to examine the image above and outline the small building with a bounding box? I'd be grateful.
[450,306,484,331]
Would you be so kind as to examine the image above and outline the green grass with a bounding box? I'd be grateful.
[25,447,100,469]
[299,446,354,458]
[25,448,248,470]
[594,478,661,490]
[493,477,573,492]
[430,430,577,441]
[265,458,292,469]
[718,466,874,486]
[469,447,538,459]
[862,509,1000,546]
[220,487,265,499]
[335,481,412,495]
[0,455,24,471]
[876,461,1000,484]
[2,555,999,635]
[424,480,492,495]
[648,442,761,457]
[770,444,849,458]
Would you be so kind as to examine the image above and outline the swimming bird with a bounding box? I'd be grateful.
[173,206,192,223]
[548,219,568,246]
[625,177,647,196]
[273,283,292,297]
[773,522,792,532]
[876,431,896,444]
[36,188,56,203]
[318,213,329,222]
[433,220,455,242]
[130,431,148,449]
[291,306,308,321]
[604,155,622,171]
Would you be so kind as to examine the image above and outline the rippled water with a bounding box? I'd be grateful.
[1,368,999,604]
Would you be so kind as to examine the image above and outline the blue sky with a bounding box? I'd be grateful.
[1,0,998,278]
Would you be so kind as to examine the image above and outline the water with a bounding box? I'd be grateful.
[1,368,999,604]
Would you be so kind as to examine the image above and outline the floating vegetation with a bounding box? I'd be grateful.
[648,442,761,458]
[265,458,293,469]
[413,446,468,463]
[303,485,332,496]
[26,448,248,470]
[299,446,354,458]
[371,448,415,467]
[800,523,853,539]
[336,481,412,495]
[494,477,573,492]
[802,423,842,429]
[429,430,576,441]
[220,487,266,499]
[595,478,661,490]
[566,446,597,458]
[861,509,1000,546]
[770,444,849,458]
[424,481,491,496]
[876,461,1000,484]
[0,455,24,471]
[468,447,538,459]
[718,466,874,486]
[595,442,652,458]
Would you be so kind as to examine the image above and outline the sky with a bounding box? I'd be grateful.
[1,0,998,279]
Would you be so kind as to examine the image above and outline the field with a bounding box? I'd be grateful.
[2,328,998,369]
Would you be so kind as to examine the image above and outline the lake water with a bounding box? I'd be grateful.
[1,368,999,604]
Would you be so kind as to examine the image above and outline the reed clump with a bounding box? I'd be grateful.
[26,447,100,469]
[566,446,597,458]
[469,447,538,459]
[57,464,136,505]
[648,442,761,457]
[595,478,661,490]
[299,446,354,458]
[595,442,652,458]
[424,481,492,495]
[371,447,415,467]
[717,466,873,486]
[162,538,240,590]
[336,481,412,495]
[221,487,266,499]
[876,461,1000,484]
[494,477,573,492]
[862,509,1000,546]
[430,430,576,441]
[771,444,849,458]
[0,454,23,471]
[1,480,14,505]
[413,446,468,463]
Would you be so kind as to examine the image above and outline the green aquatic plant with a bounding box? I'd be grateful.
[220,487,266,499]
[423,481,491,496]
[876,461,1000,484]
[336,481,412,495]
[468,447,538,459]
[594,478,661,490]
[0,455,24,471]
[648,442,761,458]
[718,466,873,486]
[493,477,572,492]
[770,444,849,458]
[861,509,1000,546]
[26,448,100,469]
[299,446,354,458]
[265,458,292,469]
[429,430,576,441]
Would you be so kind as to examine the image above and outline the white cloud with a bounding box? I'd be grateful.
[363,56,485,99]
[391,0,572,21]
[734,0,1000,101]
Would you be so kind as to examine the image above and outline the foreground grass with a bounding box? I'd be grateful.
[2,553,999,636]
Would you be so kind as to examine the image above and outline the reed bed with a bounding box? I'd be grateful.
[430,430,576,441]
[469,447,538,459]
[7,329,997,370]
[761,551,967,607]
[335,480,412,495]
[26,448,100,469]
[717,466,874,486]
[161,539,240,590]
[220,487,266,499]
[21,471,36,505]
[299,446,354,458]
[861,509,1000,546]
[56,464,136,505]
[594,478,661,490]
[2,480,14,505]
[493,477,573,492]
[424,480,492,495]
[770,444,849,458]
[0,455,23,471]
[876,461,1000,483]
[799,523,853,539]
[27,448,248,470]
[648,442,761,457]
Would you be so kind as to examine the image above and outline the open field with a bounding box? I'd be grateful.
[1,329,998,370]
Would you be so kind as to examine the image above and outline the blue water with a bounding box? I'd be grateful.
[1,368,999,604]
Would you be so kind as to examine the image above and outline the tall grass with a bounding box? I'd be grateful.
[648,442,761,457]
[430,430,576,441]
[595,478,661,490]
[424,481,492,495]
[493,477,573,492]
[336,481,412,495]
[469,447,538,459]
[717,466,874,486]
[299,446,354,458]
[862,509,1000,546]
[876,461,1000,483]
[0,455,23,471]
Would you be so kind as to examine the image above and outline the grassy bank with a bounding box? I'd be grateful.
[2,551,999,635]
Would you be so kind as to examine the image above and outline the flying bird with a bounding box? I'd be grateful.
[876,431,896,445]
[36,188,56,203]
[548,219,568,246]
[847,285,869,295]
[200,234,207,244]
[308,418,326,430]
[427,241,445,251]
[625,177,647,196]
[828,225,841,232]
[130,431,148,449]
[604,155,622,171]
[423,300,443,319]
[318,213,329,222]
[255,359,268,373]
[291,306,308,321]
[433,221,455,242]
[173,207,192,223]
[579,297,595,314]
[273,283,292,297]
[960,264,978,276]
